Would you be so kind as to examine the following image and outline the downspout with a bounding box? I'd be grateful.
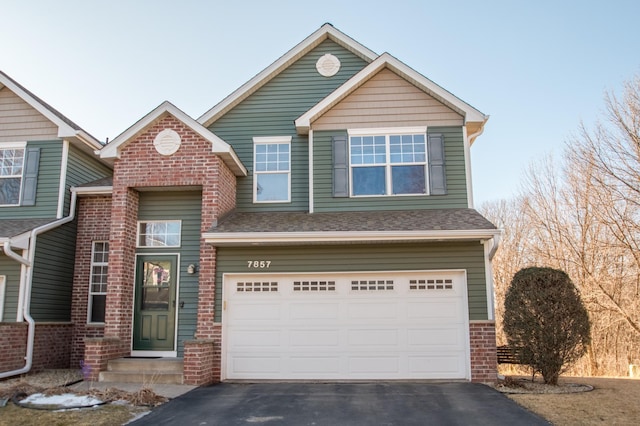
[0,191,78,379]
[483,233,502,322]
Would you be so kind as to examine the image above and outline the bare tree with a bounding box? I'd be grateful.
[485,74,640,376]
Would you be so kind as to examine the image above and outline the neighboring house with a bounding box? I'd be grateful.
[0,71,111,378]
[72,24,500,385]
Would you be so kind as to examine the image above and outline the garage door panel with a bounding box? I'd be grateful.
[224,271,469,380]
[408,354,466,377]
[348,356,400,374]
[289,356,340,374]
[229,329,282,348]
[290,329,340,347]
[230,303,282,321]
[231,356,281,374]
[348,302,397,319]
[407,327,465,348]
[348,328,399,346]
[289,302,339,320]
[406,300,461,319]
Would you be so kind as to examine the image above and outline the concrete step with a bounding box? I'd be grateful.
[99,357,184,385]
[99,371,184,385]
[107,357,183,373]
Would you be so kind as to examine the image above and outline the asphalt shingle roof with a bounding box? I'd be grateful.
[76,176,113,187]
[210,209,496,233]
[0,218,58,239]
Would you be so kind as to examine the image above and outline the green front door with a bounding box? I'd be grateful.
[133,255,177,351]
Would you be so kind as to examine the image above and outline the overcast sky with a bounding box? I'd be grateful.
[2,0,638,206]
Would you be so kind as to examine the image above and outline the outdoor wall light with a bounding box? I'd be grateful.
[187,264,198,274]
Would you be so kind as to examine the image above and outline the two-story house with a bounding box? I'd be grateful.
[0,71,111,378]
[72,24,500,385]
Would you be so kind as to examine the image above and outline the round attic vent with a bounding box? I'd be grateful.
[154,129,181,155]
[316,53,341,77]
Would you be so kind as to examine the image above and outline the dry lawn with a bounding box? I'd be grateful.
[506,376,640,425]
[0,369,164,426]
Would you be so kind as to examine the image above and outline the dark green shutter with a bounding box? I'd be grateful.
[20,147,40,206]
[332,136,349,197]
[427,134,446,195]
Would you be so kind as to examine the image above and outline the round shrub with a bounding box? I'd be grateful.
[503,267,591,385]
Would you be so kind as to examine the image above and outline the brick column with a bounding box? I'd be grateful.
[469,320,498,384]
[104,186,139,344]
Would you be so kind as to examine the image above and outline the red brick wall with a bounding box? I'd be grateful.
[70,195,111,367]
[0,322,72,373]
[0,323,27,372]
[469,320,498,383]
[32,323,73,371]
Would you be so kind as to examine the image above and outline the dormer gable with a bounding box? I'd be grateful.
[295,53,488,143]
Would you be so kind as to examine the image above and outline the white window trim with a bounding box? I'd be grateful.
[87,242,108,324]
[347,127,429,197]
[0,142,27,207]
[0,275,6,321]
[136,220,182,248]
[253,136,292,204]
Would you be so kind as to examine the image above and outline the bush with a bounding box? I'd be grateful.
[503,267,591,385]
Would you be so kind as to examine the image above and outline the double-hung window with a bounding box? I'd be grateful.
[349,128,427,196]
[0,144,25,205]
[253,136,291,203]
[88,242,108,324]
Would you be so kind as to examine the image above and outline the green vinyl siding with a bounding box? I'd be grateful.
[137,190,202,357]
[30,220,77,321]
[0,140,62,219]
[209,39,368,213]
[215,241,488,322]
[0,254,22,322]
[313,127,469,212]
[62,145,112,216]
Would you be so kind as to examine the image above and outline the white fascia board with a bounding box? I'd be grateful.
[197,24,378,127]
[203,229,502,246]
[99,101,247,176]
[71,186,113,196]
[295,53,489,135]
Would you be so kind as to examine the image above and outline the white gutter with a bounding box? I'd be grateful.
[0,191,78,379]
[204,229,502,246]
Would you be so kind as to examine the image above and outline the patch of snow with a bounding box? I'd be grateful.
[21,393,103,407]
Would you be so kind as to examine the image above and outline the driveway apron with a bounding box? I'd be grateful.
[130,382,549,426]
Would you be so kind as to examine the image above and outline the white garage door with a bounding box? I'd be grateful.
[223,271,469,381]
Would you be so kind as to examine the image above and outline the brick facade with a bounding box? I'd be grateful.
[469,320,498,384]
[0,322,72,373]
[75,113,236,383]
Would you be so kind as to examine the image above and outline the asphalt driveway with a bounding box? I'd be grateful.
[130,382,548,425]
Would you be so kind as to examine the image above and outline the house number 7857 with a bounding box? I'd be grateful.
[247,260,271,269]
